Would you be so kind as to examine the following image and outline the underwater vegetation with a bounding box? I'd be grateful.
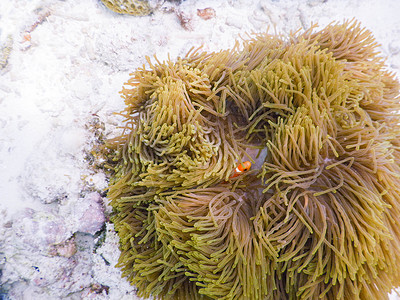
[103,20,400,299]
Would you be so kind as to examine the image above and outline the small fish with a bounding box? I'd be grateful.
[230,161,251,179]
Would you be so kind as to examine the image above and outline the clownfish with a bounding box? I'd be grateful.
[229,161,251,179]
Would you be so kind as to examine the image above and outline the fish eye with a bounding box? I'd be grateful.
[244,161,251,171]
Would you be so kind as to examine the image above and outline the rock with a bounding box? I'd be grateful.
[74,192,105,235]
[48,237,77,258]
[197,8,216,20]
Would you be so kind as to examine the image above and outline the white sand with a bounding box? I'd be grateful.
[0,0,399,299]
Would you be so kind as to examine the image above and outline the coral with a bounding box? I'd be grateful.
[102,20,400,299]
[0,35,13,70]
[100,0,152,16]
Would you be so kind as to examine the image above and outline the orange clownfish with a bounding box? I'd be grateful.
[229,161,251,179]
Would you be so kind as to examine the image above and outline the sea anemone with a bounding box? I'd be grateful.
[102,20,400,299]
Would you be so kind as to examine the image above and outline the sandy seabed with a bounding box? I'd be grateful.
[1,0,400,299]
